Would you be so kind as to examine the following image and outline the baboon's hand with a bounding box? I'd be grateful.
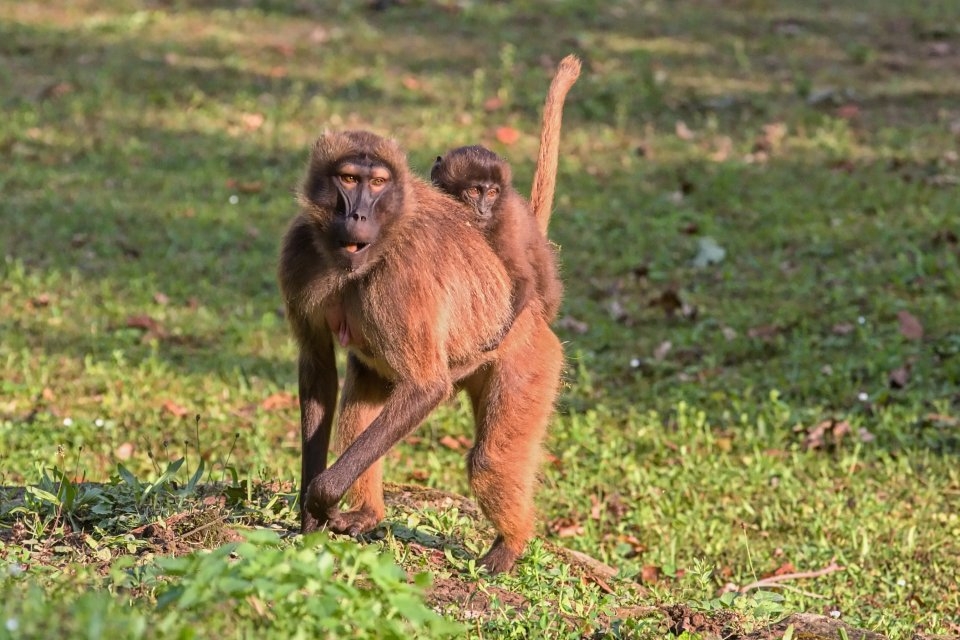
[305,473,342,524]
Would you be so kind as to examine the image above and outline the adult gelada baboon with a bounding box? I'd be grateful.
[278,55,580,574]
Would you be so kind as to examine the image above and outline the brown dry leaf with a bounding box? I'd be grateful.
[115,442,134,460]
[409,469,429,481]
[126,314,166,338]
[769,562,797,578]
[618,533,646,557]
[832,322,855,335]
[483,96,504,111]
[933,229,958,245]
[748,324,781,341]
[835,104,860,120]
[161,400,190,418]
[30,293,51,308]
[237,181,263,194]
[439,435,461,450]
[925,413,959,427]
[897,310,923,341]
[653,341,673,362]
[606,298,628,323]
[753,122,787,153]
[456,435,473,449]
[590,495,603,520]
[651,288,683,316]
[401,75,422,91]
[550,517,584,538]
[260,391,297,411]
[800,418,852,450]
[270,43,295,58]
[830,160,857,173]
[246,595,268,617]
[606,494,629,519]
[640,565,663,584]
[116,236,141,259]
[709,136,732,162]
[675,121,695,140]
[494,126,520,145]
[39,81,75,101]
[888,366,910,389]
[557,316,589,334]
[126,314,157,330]
[240,112,265,131]
[71,233,90,248]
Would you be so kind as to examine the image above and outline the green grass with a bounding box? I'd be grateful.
[2,1,959,638]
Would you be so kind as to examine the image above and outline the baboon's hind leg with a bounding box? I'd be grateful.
[464,316,563,574]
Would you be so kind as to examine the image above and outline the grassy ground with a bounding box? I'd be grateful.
[1,0,959,637]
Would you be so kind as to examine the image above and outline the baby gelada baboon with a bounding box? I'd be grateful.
[431,146,562,322]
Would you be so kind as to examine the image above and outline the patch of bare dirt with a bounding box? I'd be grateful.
[130,498,243,555]
[426,574,529,619]
[743,612,886,640]
[662,603,744,638]
[384,483,483,520]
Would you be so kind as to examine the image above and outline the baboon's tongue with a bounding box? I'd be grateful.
[338,321,351,347]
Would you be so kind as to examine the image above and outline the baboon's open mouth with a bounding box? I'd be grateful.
[342,242,369,254]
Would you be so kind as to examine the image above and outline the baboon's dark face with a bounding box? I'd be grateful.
[309,152,403,272]
[459,178,501,221]
[431,146,510,225]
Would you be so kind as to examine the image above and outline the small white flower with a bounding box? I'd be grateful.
[857,316,866,325]
[857,392,869,402]
[62,417,73,427]
[897,578,906,587]
[830,610,841,619]
[6,618,19,632]
[229,195,239,205]
[7,563,24,577]
[95,418,105,427]
[629,358,641,369]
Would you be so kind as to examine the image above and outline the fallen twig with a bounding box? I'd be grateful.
[738,561,844,594]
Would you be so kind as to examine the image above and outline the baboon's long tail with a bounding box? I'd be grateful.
[530,54,582,235]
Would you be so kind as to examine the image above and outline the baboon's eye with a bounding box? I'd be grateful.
[465,186,481,198]
[340,174,358,184]
[370,177,387,187]
[486,188,499,200]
